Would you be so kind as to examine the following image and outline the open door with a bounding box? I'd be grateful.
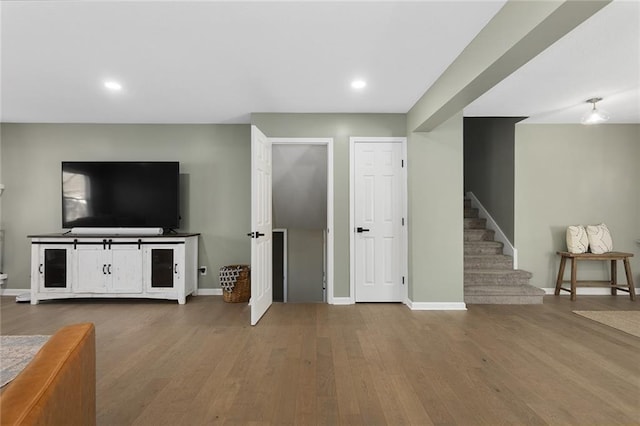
[249,125,273,325]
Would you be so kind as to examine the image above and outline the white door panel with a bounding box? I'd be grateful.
[250,125,273,325]
[354,142,403,302]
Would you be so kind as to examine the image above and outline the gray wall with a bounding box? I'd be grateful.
[251,113,407,298]
[287,229,324,303]
[408,112,464,303]
[464,117,525,243]
[272,144,327,229]
[514,123,640,288]
[0,123,251,290]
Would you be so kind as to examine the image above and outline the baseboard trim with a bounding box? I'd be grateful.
[543,287,636,296]
[406,300,467,310]
[331,297,354,305]
[0,288,29,297]
[194,288,223,296]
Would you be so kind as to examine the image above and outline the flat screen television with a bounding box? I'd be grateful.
[62,161,180,229]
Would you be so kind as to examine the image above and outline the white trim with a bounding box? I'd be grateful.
[0,288,27,297]
[466,191,518,269]
[543,287,637,296]
[269,137,334,305]
[273,228,288,303]
[406,300,468,310]
[331,297,354,305]
[350,137,408,304]
[194,288,223,296]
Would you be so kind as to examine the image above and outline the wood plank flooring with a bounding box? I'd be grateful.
[1,296,639,425]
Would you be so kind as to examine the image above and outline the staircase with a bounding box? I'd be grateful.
[464,199,544,304]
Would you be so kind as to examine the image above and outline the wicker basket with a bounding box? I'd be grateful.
[220,265,250,303]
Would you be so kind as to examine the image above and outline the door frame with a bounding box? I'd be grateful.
[272,228,288,303]
[269,137,335,304]
[349,137,409,304]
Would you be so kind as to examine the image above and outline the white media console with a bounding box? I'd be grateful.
[29,233,199,304]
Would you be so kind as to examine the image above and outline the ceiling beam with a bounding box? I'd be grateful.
[407,0,611,133]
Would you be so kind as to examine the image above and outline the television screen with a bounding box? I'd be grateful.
[62,161,180,229]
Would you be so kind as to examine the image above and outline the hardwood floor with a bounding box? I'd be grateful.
[1,295,639,425]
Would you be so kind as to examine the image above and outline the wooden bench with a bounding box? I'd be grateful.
[555,251,635,301]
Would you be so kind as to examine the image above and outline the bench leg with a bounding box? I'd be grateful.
[570,258,577,301]
[623,258,636,301]
[611,259,617,296]
[555,256,567,295]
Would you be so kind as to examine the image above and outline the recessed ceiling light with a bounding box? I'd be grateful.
[351,79,367,90]
[104,80,122,91]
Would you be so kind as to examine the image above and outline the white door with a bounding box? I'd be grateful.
[250,125,273,325]
[354,142,404,302]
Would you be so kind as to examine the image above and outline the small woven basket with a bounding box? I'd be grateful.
[220,265,250,303]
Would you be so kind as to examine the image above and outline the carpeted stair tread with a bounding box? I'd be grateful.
[465,241,504,255]
[464,255,513,269]
[464,269,533,286]
[464,229,495,241]
[464,207,479,218]
[464,218,487,229]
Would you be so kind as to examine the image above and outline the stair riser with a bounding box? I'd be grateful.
[464,246,503,255]
[464,258,513,269]
[464,295,543,304]
[464,207,479,218]
[464,218,487,229]
[464,199,472,208]
[464,230,495,241]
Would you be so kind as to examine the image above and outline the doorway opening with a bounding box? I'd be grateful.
[270,139,333,303]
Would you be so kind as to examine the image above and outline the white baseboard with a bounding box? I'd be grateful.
[406,300,467,310]
[331,297,354,305]
[194,288,223,296]
[543,287,636,296]
[0,288,29,297]
[466,191,517,269]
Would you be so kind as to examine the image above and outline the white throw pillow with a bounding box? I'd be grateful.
[566,225,589,254]
[586,223,613,254]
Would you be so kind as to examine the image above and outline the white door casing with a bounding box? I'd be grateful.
[351,138,407,303]
[250,125,273,325]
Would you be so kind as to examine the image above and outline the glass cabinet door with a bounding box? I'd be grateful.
[43,248,67,288]
[150,248,175,288]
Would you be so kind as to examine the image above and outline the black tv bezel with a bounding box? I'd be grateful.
[61,161,180,230]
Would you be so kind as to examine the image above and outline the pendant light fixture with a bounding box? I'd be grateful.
[581,97,610,125]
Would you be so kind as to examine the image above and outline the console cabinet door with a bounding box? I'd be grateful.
[110,245,143,293]
[38,245,72,291]
[144,245,185,291]
[74,245,108,293]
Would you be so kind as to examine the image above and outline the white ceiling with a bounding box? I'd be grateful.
[1,1,638,125]
[465,0,640,124]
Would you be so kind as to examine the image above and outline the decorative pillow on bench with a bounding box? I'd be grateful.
[566,225,589,254]
[586,223,613,254]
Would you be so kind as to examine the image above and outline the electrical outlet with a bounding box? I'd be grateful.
[199,266,207,276]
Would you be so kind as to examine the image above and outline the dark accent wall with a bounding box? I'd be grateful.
[464,117,525,244]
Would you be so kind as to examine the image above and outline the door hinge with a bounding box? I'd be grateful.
[401,159,404,168]
[402,217,405,226]
[402,276,405,284]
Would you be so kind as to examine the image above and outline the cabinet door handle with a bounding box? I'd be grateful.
[174,263,178,274]
[39,264,43,274]
[102,264,107,275]
[108,264,112,275]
